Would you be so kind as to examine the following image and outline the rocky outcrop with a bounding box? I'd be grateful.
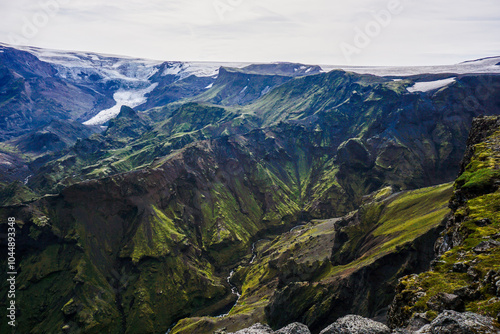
[275,323,312,334]
[229,312,499,334]
[230,323,274,334]
[415,310,499,334]
[319,315,390,334]
[458,116,500,176]
[227,323,310,334]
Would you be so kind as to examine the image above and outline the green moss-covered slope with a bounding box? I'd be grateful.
[388,116,500,328]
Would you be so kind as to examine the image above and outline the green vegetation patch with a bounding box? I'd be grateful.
[329,183,452,275]
[392,125,500,323]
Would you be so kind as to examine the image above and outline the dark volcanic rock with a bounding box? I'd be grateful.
[318,315,391,334]
[426,293,464,313]
[475,218,492,226]
[452,262,469,273]
[116,105,139,119]
[336,138,373,169]
[407,313,431,331]
[453,284,481,301]
[483,270,500,296]
[228,322,310,334]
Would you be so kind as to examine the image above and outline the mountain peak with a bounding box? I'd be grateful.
[116,105,139,119]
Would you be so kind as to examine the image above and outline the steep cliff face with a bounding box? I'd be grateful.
[388,116,500,329]
[191,67,295,106]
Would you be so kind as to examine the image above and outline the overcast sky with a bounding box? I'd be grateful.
[0,0,499,66]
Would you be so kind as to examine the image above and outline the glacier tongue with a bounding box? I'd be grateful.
[83,83,158,125]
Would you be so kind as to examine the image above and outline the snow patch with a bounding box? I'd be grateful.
[205,83,214,89]
[407,77,456,93]
[83,83,158,125]
[162,62,248,81]
[261,86,271,96]
[162,62,184,76]
[239,86,248,94]
[24,174,32,185]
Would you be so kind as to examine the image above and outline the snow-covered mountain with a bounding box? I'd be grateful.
[8,44,253,125]
[1,42,500,131]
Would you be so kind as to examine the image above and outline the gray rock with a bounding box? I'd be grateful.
[230,323,274,334]
[391,330,412,334]
[415,310,500,333]
[475,218,492,226]
[452,262,468,273]
[407,313,430,331]
[426,293,464,312]
[319,315,391,334]
[275,322,311,334]
[454,284,481,300]
[483,270,500,296]
[467,266,481,280]
[473,240,500,253]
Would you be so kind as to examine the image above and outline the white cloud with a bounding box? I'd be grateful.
[0,0,498,65]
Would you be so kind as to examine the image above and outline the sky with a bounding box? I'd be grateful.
[0,0,499,66]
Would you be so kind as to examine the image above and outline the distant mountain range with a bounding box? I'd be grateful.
[2,42,499,132]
